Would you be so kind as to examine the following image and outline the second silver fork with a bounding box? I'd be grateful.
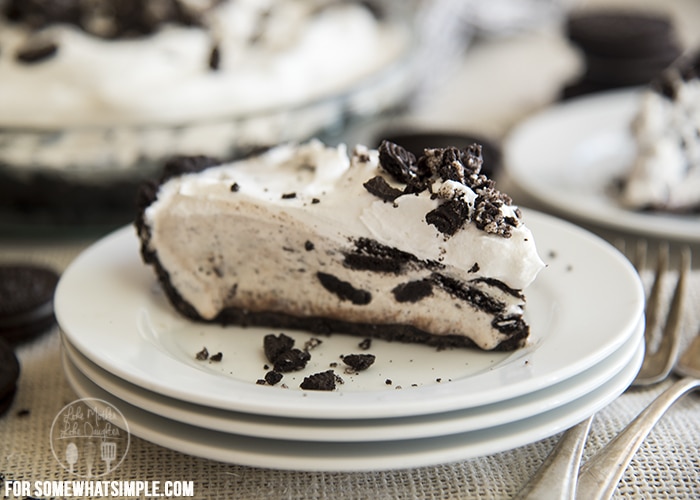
[514,243,691,500]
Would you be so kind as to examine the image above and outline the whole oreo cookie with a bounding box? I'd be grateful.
[0,338,20,416]
[0,264,59,344]
[583,51,679,87]
[566,10,680,59]
[373,130,501,179]
[562,10,682,99]
[0,388,18,417]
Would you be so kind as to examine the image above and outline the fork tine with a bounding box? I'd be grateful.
[643,242,667,345]
[633,245,689,386]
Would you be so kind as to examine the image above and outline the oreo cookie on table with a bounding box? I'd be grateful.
[372,130,501,179]
[0,337,20,417]
[562,10,683,99]
[0,264,60,344]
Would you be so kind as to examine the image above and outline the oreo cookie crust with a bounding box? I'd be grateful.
[0,264,59,344]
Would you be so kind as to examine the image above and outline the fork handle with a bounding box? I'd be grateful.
[513,416,592,500]
[576,377,700,499]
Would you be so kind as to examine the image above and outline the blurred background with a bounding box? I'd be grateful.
[0,0,698,234]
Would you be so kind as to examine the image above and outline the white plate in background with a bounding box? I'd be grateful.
[505,89,700,242]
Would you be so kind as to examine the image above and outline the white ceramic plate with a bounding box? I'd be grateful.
[55,210,644,419]
[62,342,644,472]
[504,89,700,242]
[62,318,642,442]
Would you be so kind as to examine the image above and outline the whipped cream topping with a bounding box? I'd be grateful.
[621,59,700,212]
[0,1,409,128]
[146,141,544,293]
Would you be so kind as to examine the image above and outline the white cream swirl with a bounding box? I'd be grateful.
[146,140,545,292]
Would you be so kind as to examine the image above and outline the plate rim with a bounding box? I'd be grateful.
[61,318,643,442]
[61,339,644,472]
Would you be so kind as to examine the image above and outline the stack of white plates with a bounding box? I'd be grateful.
[55,210,645,472]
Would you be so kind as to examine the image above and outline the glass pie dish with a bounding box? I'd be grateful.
[0,0,423,231]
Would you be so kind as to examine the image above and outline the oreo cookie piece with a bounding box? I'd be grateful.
[0,338,20,416]
[374,130,501,179]
[0,264,59,344]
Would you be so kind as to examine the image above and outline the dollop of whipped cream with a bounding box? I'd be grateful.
[147,140,545,290]
[621,55,700,212]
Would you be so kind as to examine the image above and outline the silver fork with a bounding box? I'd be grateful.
[576,329,700,498]
[514,243,691,500]
[633,243,688,386]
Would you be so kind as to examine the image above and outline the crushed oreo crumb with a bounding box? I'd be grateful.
[300,370,342,391]
[304,241,315,251]
[263,333,295,363]
[16,41,58,64]
[208,44,221,70]
[342,353,376,372]
[373,140,520,238]
[468,262,480,273]
[195,347,209,361]
[316,272,371,305]
[343,238,436,274]
[230,182,240,192]
[352,146,371,163]
[303,337,323,351]
[358,338,372,350]
[264,371,283,386]
[281,192,297,199]
[363,176,404,202]
[425,199,470,236]
[311,198,320,204]
[378,140,418,184]
[474,194,516,238]
[209,352,223,362]
[273,349,311,373]
[391,279,433,303]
